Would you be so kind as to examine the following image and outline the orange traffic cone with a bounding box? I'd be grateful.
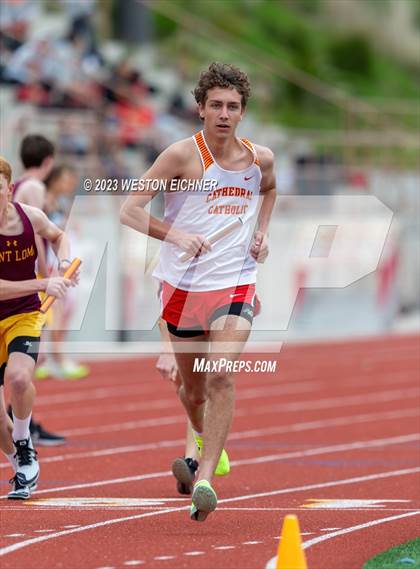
[276,515,308,569]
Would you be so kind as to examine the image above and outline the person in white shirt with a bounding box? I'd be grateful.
[121,62,276,522]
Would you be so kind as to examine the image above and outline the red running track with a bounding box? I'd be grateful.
[0,334,419,569]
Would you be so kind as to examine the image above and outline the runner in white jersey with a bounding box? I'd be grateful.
[121,62,276,522]
[153,129,262,292]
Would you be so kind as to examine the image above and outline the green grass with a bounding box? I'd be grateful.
[153,0,419,122]
[152,0,419,165]
[363,538,420,569]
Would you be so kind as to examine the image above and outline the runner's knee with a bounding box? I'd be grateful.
[6,366,33,394]
[184,386,207,407]
[207,372,234,394]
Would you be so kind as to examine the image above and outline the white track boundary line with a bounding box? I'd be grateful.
[37,370,416,420]
[219,467,420,505]
[265,511,420,569]
[1,434,417,498]
[0,468,418,558]
[1,407,416,471]
[34,357,419,407]
[50,386,418,437]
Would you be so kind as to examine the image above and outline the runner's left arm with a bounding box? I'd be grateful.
[22,205,78,283]
[251,146,276,262]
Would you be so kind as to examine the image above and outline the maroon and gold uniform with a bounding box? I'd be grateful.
[0,203,44,385]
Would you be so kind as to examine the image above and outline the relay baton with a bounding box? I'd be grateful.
[179,217,243,262]
[40,257,82,314]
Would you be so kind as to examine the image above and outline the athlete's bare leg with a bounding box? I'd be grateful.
[198,315,251,483]
[169,335,208,434]
[6,353,36,421]
[0,387,14,455]
[174,373,200,460]
[184,419,199,459]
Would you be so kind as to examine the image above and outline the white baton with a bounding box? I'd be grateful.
[179,217,244,262]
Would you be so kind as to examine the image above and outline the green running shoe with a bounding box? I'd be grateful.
[194,435,230,477]
[190,480,217,522]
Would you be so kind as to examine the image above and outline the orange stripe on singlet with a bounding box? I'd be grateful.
[194,131,214,170]
[241,138,260,165]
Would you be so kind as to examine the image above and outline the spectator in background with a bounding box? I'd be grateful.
[60,0,97,51]
[103,61,156,150]
[36,165,89,381]
[0,0,39,51]
[5,30,101,108]
[57,116,91,158]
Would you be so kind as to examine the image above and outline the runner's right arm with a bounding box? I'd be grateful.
[120,142,211,257]
[0,277,70,301]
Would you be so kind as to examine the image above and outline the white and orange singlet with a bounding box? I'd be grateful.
[153,130,262,292]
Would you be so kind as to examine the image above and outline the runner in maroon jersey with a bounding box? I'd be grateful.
[0,156,78,499]
[10,134,68,445]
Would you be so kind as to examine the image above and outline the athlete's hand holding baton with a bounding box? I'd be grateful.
[179,218,243,262]
[40,258,81,313]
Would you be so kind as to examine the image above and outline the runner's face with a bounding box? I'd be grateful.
[200,87,244,137]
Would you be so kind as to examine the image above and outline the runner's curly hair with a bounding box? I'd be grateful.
[193,63,251,108]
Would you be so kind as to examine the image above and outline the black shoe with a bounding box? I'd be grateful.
[8,474,37,500]
[171,457,199,495]
[30,420,66,446]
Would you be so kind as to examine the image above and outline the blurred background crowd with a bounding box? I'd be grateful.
[1,0,419,346]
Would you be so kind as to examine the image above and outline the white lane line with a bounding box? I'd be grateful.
[4,534,25,538]
[35,375,320,410]
[33,529,55,533]
[38,369,417,421]
[41,381,324,421]
[59,387,420,437]
[265,511,420,569]
[0,507,185,557]
[0,434,416,498]
[36,382,159,406]
[60,415,183,437]
[124,562,144,566]
[1,407,417,471]
[218,508,419,512]
[243,541,263,545]
[232,433,420,470]
[153,556,174,561]
[0,467,418,559]
[56,382,325,436]
[6,506,418,513]
[214,545,236,550]
[303,511,420,549]
[250,387,419,416]
[220,467,420,505]
[184,551,204,556]
[320,527,341,531]
[28,386,420,439]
